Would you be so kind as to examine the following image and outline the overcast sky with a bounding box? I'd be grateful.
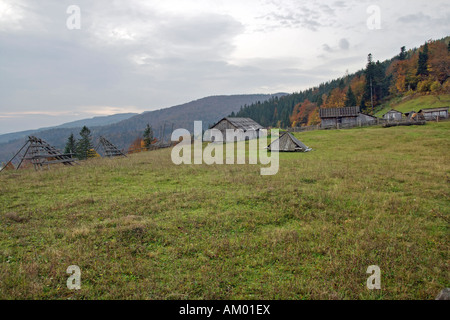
[0,0,449,134]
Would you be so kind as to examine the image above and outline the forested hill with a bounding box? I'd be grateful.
[234,36,450,128]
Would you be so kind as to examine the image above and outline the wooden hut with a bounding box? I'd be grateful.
[357,113,378,125]
[418,107,449,121]
[209,117,264,142]
[267,132,311,152]
[319,107,360,128]
[383,109,403,121]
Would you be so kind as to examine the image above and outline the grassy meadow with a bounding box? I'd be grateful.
[0,121,449,300]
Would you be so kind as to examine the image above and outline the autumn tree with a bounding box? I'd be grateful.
[307,108,321,126]
[128,138,146,154]
[322,87,346,109]
[349,75,366,105]
[290,99,316,127]
[427,40,450,84]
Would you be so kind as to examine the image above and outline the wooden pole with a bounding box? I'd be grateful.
[0,140,29,172]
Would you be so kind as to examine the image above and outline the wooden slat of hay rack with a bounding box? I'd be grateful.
[0,136,76,172]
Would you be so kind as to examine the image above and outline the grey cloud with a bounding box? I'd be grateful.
[0,1,245,117]
[322,44,333,52]
[322,38,350,53]
[397,12,432,24]
[339,38,350,50]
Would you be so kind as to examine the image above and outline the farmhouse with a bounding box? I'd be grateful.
[319,107,377,128]
[267,132,311,152]
[209,117,264,142]
[383,109,403,121]
[418,107,449,121]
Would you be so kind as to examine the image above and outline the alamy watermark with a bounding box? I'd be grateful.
[66,5,81,30]
[67,265,81,290]
[367,5,381,30]
[171,121,279,176]
[366,265,381,290]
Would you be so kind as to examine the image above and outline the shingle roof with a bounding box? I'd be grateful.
[418,107,449,113]
[319,107,360,118]
[220,117,264,131]
[384,109,403,114]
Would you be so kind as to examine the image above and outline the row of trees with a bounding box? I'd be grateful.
[64,126,97,160]
[64,124,156,159]
[233,37,450,128]
[128,124,157,154]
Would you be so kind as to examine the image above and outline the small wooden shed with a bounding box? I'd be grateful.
[209,117,264,142]
[383,109,403,121]
[418,107,449,121]
[357,113,378,125]
[267,132,311,152]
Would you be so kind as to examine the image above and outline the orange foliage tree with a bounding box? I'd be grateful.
[307,108,321,126]
[128,138,146,154]
[428,40,450,85]
[321,87,346,109]
[290,99,317,127]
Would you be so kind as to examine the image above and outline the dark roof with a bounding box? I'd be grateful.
[319,107,360,118]
[404,111,416,116]
[418,107,449,113]
[384,109,403,115]
[213,117,264,131]
[267,132,311,152]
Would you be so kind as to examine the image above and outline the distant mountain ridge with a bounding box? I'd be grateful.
[0,93,287,163]
[0,113,138,145]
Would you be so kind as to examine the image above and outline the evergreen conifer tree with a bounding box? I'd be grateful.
[64,133,76,157]
[143,124,154,149]
[345,86,357,107]
[416,42,429,76]
[76,126,93,160]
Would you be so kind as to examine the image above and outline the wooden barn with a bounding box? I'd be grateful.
[383,109,403,121]
[418,107,449,121]
[319,107,377,128]
[209,117,264,142]
[320,107,360,128]
[267,132,311,152]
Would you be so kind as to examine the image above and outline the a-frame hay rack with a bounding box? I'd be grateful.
[97,136,127,158]
[0,136,76,172]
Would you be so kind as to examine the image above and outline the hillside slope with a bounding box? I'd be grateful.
[375,94,450,116]
[0,113,138,145]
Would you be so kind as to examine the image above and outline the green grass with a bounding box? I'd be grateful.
[375,94,450,117]
[0,122,449,300]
